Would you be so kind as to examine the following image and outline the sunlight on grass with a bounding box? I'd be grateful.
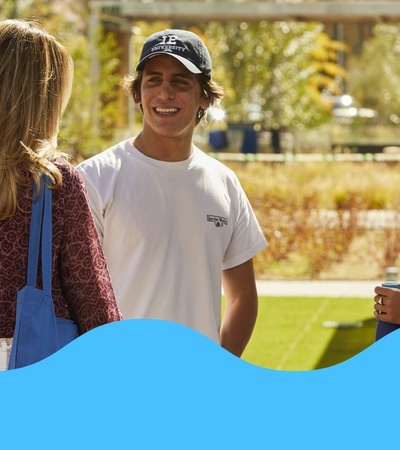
[237,296,376,371]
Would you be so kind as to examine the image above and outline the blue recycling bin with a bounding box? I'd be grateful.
[241,127,258,154]
[208,130,228,150]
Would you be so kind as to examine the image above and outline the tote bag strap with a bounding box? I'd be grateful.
[41,181,52,296]
[26,177,52,297]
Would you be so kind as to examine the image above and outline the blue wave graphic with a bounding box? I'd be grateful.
[0,319,398,449]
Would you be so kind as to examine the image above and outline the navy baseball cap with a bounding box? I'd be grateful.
[136,29,212,79]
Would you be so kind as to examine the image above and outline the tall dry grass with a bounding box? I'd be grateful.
[228,160,400,279]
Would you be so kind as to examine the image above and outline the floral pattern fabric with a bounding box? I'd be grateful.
[0,159,122,337]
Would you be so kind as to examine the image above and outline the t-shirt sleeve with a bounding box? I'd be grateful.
[77,153,119,243]
[222,175,267,270]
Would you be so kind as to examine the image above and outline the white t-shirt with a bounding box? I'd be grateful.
[77,139,267,343]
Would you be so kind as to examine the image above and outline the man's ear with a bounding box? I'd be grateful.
[200,96,210,110]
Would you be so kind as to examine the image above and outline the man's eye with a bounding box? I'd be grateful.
[174,78,189,85]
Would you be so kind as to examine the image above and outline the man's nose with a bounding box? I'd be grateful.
[158,81,174,99]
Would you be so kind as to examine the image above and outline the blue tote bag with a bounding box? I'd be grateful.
[8,177,79,369]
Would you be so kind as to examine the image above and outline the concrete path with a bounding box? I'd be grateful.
[256,279,382,298]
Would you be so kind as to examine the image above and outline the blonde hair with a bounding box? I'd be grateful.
[0,19,74,219]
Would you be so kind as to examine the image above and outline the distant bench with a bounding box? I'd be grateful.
[331,143,400,153]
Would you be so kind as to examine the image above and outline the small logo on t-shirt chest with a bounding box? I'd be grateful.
[207,215,228,227]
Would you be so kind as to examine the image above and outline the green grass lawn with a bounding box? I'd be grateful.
[239,295,376,371]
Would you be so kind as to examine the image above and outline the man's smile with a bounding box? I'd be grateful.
[154,107,179,115]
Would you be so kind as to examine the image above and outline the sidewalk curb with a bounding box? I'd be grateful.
[256,280,381,298]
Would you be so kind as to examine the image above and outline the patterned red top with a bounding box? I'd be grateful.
[0,159,122,337]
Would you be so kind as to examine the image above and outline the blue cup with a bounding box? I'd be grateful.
[376,281,400,341]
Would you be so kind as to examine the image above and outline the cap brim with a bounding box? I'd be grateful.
[136,52,202,74]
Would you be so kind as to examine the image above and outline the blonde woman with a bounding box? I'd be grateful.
[0,19,122,369]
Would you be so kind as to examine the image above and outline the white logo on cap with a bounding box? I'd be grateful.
[150,35,186,53]
[159,35,178,45]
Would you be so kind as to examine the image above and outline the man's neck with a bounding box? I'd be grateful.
[133,131,193,162]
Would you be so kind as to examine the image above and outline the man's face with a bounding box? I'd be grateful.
[137,54,209,140]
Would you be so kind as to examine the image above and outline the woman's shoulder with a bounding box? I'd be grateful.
[53,156,75,173]
[54,157,84,184]
[52,157,87,199]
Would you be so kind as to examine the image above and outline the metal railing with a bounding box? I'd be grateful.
[210,152,400,163]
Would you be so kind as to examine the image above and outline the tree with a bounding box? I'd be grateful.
[1,0,123,158]
[60,25,122,157]
[0,0,19,17]
[347,23,400,125]
[204,21,346,130]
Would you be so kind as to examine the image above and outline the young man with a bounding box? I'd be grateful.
[77,29,267,357]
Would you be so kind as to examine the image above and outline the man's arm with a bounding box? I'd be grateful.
[220,259,258,357]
